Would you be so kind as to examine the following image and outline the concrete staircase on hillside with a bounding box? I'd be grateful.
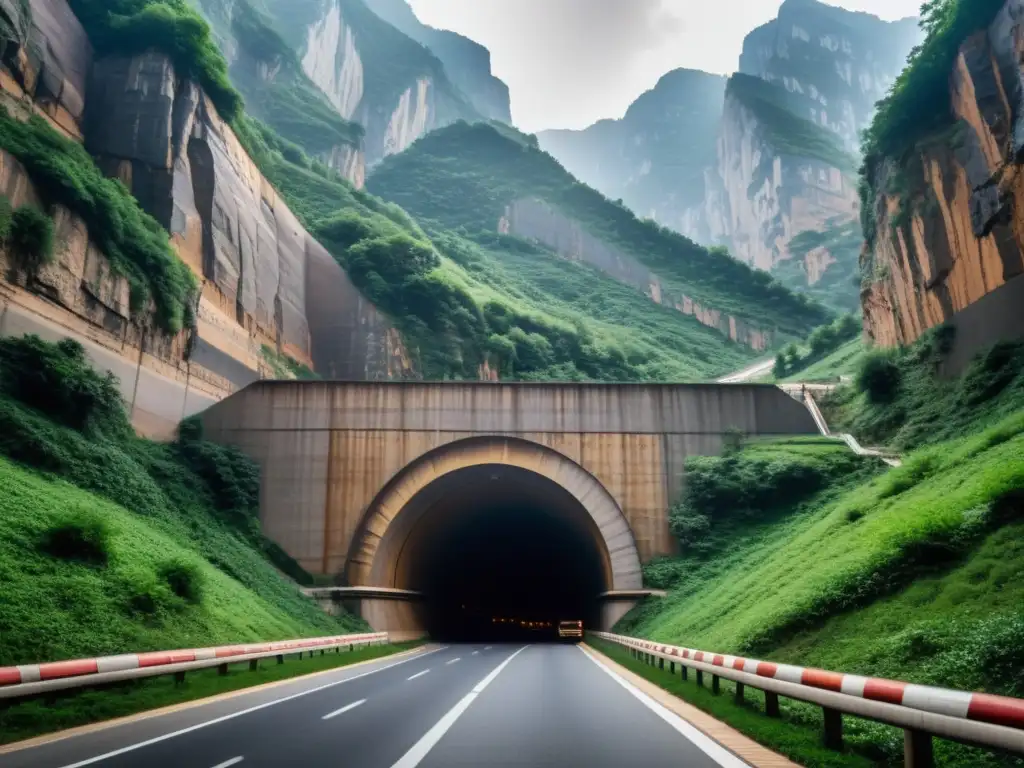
[781,384,903,468]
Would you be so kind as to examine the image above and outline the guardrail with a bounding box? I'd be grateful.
[592,631,1024,767]
[0,632,389,701]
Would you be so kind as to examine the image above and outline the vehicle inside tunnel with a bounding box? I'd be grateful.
[384,465,610,642]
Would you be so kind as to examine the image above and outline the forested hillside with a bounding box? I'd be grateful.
[368,121,831,344]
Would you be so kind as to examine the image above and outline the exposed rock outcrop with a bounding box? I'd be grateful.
[538,69,726,234]
[695,84,861,275]
[361,0,511,123]
[274,0,479,165]
[861,1,1024,360]
[499,198,772,352]
[0,0,414,435]
[740,0,920,152]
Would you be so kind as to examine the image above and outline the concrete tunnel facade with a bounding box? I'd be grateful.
[200,381,819,639]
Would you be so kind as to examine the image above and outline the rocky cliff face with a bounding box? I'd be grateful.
[0,0,413,435]
[696,78,861,276]
[740,0,920,152]
[273,0,478,166]
[538,69,726,234]
[674,0,919,312]
[861,1,1024,354]
[362,0,512,123]
[194,0,367,187]
[499,198,771,351]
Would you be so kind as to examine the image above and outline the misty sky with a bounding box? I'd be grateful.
[406,0,923,132]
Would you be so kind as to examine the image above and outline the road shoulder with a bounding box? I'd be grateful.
[581,644,801,768]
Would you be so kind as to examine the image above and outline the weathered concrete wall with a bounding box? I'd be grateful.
[201,381,818,579]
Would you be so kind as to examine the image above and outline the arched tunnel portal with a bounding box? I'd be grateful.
[345,438,643,641]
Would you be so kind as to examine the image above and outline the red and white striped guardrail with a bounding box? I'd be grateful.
[0,632,388,698]
[592,631,1024,764]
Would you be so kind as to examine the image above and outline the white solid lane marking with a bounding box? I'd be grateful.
[322,699,367,720]
[53,648,442,768]
[445,658,460,665]
[211,759,244,768]
[471,651,479,656]
[390,646,528,768]
[578,647,749,768]
[484,646,492,650]
[407,670,430,681]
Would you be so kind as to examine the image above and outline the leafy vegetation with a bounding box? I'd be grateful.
[860,0,1006,246]
[261,345,320,381]
[773,220,862,314]
[664,437,879,563]
[233,117,756,380]
[0,336,361,666]
[367,121,832,339]
[6,204,54,273]
[727,74,857,174]
[829,330,1024,450]
[773,314,861,379]
[778,338,865,384]
[0,641,419,745]
[619,328,1024,765]
[69,0,242,122]
[0,109,197,333]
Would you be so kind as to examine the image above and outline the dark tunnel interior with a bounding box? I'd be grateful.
[391,465,609,642]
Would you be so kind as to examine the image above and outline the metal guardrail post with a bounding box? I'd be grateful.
[681,665,688,681]
[696,670,704,688]
[174,671,185,685]
[276,654,284,664]
[735,682,745,703]
[659,657,664,670]
[904,730,934,768]
[217,663,228,676]
[823,707,843,750]
[765,690,780,717]
[248,660,258,672]
[670,661,675,674]
[712,675,721,694]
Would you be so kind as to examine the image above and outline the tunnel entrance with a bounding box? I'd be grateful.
[385,465,608,642]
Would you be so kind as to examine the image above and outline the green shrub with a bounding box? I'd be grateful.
[0,110,196,332]
[8,206,54,272]
[0,194,12,241]
[41,513,110,565]
[0,335,129,435]
[642,557,691,590]
[857,349,902,404]
[159,558,204,603]
[668,440,872,554]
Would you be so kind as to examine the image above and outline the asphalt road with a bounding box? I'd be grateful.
[2,645,749,768]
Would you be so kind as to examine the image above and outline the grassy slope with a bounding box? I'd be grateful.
[0,456,353,665]
[0,336,364,667]
[618,415,1024,765]
[617,331,1024,765]
[781,338,865,383]
[441,235,753,381]
[367,121,832,340]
